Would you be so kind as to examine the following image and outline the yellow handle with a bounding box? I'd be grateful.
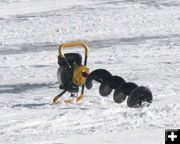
[59,41,89,58]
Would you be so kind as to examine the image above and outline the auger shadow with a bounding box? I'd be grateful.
[88,34,180,48]
[11,103,50,108]
[1,34,180,55]
[0,82,57,94]
[95,0,180,8]
[0,43,57,55]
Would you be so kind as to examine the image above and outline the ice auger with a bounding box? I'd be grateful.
[53,41,89,104]
[53,41,153,108]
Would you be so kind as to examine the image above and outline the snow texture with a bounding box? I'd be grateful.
[0,0,180,143]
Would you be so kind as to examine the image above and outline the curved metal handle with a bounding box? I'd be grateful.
[59,41,89,58]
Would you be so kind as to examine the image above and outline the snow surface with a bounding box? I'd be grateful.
[0,0,180,143]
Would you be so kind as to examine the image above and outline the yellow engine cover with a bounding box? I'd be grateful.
[73,65,89,86]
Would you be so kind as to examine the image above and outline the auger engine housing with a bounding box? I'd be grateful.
[53,41,89,104]
[57,53,89,92]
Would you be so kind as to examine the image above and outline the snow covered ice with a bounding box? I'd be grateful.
[0,0,180,143]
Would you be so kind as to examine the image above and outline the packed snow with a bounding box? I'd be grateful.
[0,0,180,143]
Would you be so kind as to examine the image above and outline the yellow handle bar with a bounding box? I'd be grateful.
[59,41,89,58]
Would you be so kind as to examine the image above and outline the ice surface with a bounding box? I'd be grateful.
[0,0,180,143]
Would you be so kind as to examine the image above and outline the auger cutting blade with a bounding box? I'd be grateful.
[127,86,153,108]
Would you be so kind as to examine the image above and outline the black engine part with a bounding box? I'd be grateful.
[57,53,82,92]
[58,53,82,67]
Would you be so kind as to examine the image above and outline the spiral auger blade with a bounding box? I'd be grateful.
[113,82,138,104]
[85,68,153,108]
[85,69,112,89]
[99,75,126,97]
[109,76,126,89]
[127,86,153,108]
